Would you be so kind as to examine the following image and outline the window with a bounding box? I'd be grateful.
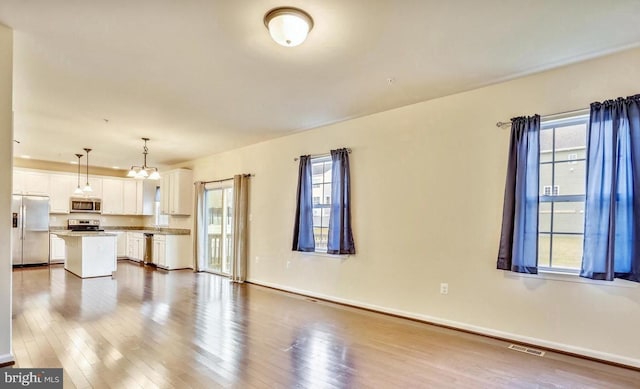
[203,185,234,275]
[311,156,332,252]
[539,115,588,272]
[542,185,560,196]
[293,148,355,255]
[154,187,169,227]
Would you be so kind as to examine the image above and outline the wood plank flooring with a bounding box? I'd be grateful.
[5,261,640,388]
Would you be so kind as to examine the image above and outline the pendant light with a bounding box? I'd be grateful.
[83,148,93,193]
[264,7,314,47]
[73,153,84,195]
[127,138,161,180]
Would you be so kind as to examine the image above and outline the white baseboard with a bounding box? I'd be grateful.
[248,278,640,369]
[0,353,15,365]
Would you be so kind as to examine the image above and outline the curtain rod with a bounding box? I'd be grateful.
[293,148,352,162]
[496,107,589,128]
[196,174,253,185]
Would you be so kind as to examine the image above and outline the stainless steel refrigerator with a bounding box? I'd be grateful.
[12,195,50,266]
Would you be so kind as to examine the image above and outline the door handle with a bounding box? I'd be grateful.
[22,205,26,240]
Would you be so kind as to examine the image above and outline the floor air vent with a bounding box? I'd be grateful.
[508,344,545,357]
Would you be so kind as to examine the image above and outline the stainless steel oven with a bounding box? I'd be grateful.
[70,198,102,213]
[68,218,103,231]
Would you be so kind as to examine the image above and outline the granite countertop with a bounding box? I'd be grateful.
[50,226,190,235]
[52,230,117,237]
[104,227,191,235]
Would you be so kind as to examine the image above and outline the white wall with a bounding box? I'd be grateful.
[185,48,640,367]
[0,23,13,365]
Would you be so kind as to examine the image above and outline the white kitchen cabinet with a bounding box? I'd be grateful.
[86,177,103,198]
[12,170,24,194]
[120,180,156,215]
[154,234,191,270]
[102,178,124,214]
[152,235,166,267]
[22,171,51,195]
[160,169,192,216]
[115,231,127,258]
[49,174,76,213]
[50,234,66,263]
[123,181,137,215]
[126,232,145,262]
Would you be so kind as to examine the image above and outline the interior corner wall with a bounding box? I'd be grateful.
[0,23,13,365]
[187,47,640,367]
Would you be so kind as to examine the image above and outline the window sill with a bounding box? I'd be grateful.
[506,269,638,289]
[297,251,351,259]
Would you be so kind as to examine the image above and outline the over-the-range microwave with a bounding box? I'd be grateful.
[70,198,102,213]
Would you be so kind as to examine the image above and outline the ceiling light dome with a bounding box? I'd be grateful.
[264,7,314,47]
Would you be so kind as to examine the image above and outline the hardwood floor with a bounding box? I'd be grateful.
[6,262,640,388]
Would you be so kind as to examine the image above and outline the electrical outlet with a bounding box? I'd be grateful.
[255,256,260,263]
[286,261,291,269]
[440,283,449,295]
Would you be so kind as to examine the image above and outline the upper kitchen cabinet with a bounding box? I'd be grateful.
[102,178,124,215]
[14,170,50,195]
[160,169,193,216]
[12,170,24,194]
[87,177,103,198]
[50,174,76,213]
[123,181,137,215]
[123,180,155,215]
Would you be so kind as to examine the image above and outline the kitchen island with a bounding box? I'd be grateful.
[53,231,117,278]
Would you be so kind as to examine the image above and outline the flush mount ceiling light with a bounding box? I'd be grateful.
[264,7,314,47]
[127,138,161,180]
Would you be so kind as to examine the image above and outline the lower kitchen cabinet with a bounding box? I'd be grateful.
[152,235,165,267]
[50,234,66,263]
[115,231,127,258]
[126,232,145,262]
[153,234,191,270]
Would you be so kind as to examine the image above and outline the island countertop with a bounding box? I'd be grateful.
[50,227,190,236]
[52,231,117,237]
[56,232,117,278]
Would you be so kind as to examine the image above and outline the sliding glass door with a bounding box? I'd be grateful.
[203,185,234,275]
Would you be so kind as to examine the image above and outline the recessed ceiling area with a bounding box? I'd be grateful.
[1,0,639,169]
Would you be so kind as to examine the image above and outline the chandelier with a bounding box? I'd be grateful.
[127,138,161,180]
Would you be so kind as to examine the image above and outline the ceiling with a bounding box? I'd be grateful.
[1,0,639,170]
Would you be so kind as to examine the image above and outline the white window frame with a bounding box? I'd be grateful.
[538,113,589,274]
[202,183,234,276]
[311,156,332,253]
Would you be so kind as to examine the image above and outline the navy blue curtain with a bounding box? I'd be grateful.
[497,115,540,273]
[327,148,356,254]
[292,155,315,252]
[581,95,640,282]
